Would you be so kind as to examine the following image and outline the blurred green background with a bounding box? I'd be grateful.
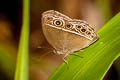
[0,0,120,80]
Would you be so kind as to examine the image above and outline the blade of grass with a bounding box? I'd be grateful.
[48,12,120,80]
[14,0,30,80]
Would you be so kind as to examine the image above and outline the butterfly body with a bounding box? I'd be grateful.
[42,10,98,55]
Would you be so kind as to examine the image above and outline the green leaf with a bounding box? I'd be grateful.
[48,12,120,80]
[14,0,30,80]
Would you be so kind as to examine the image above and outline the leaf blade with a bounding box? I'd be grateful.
[14,0,30,80]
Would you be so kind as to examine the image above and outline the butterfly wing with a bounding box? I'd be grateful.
[42,10,98,55]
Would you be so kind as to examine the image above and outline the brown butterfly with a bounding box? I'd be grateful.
[42,10,98,61]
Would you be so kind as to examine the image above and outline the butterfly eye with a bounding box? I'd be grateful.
[65,24,73,29]
[54,19,63,26]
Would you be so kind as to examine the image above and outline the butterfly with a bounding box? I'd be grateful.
[42,10,98,62]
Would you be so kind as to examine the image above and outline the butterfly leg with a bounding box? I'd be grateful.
[62,57,69,69]
[69,53,83,58]
[37,46,57,54]
[37,46,53,50]
[62,53,70,69]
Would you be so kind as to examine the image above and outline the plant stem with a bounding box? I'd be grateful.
[14,0,30,80]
